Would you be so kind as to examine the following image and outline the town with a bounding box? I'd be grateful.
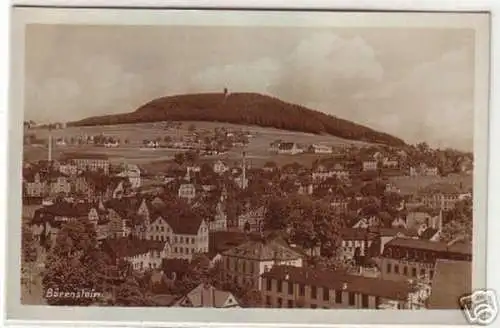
[21,122,474,310]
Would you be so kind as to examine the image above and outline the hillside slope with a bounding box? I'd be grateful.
[69,92,406,147]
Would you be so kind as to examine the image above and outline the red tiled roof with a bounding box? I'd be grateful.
[262,265,414,301]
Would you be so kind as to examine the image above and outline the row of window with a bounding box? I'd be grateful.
[225,259,256,274]
[386,263,434,279]
[265,279,365,306]
[343,240,370,248]
[265,292,372,308]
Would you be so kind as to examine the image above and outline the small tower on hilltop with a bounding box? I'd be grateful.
[223,87,229,104]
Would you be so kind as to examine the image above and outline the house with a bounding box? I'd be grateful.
[419,183,462,210]
[338,228,376,260]
[103,238,172,272]
[312,164,349,182]
[362,160,378,172]
[263,161,278,172]
[55,138,66,146]
[221,238,304,290]
[383,157,399,168]
[178,183,196,202]
[104,140,119,148]
[24,172,48,198]
[48,172,71,196]
[213,160,229,175]
[174,283,240,308]
[268,140,282,153]
[261,265,416,309]
[238,206,265,233]
[427,259,472,309]
[145,140,160,148]
[58,163,78,176]
[379,238,472,283]
[278,143,303,155]
[310,144,332,154]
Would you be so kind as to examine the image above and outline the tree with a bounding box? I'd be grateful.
[42,219,111,305]
[174,152,185,166]
[163,136,172,143]
[114,277,151,306]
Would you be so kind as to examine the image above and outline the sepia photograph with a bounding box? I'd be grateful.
[6,6,491,326]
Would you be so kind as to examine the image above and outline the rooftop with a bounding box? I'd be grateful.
[262,265,414,301]
[384,238,472,256]
[222,238,303,261]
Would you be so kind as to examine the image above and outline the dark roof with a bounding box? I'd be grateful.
[222,238,303,261]
[262,265,414,301]
[278,142,296,150]
[103,237,166,258]
[428,260,472,309]
[385,238,472,256]
[419,228,439,240]
[32,202,91,223]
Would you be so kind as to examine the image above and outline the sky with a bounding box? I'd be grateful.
[24,25,476,151]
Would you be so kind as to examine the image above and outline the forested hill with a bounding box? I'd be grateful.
[69,92,406,147]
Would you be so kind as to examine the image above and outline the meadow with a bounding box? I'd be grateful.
[23,121,371,170]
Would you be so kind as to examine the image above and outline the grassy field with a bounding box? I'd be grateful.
[24,121,372,169]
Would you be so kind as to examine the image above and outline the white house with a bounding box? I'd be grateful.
[213,160,229,175]
[362,160,378,171]
[310,144,333,154]
[178,184,196,202]
[209,201,228,232]
[117,164,141,189]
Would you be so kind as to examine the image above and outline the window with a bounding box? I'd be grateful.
[266,279,272,291]
[311,286,317,299]
[174,247,178,253]
[180,248,183,254]
[277,280,282,293]
[299,284,305,296]
[180,237,184,243]
[161,226,164,232]
[348,292,355,306]
[362,294,369,308]
[403,266,408,276]
[411,268,417,277]
[287,300,294,308]
[335,291,342,304]
[394,265,399,274]
[156,226,159,231]
[277,298,283,308]
[386,263,392,273]
[323,287,329,301]
[288,282,294,295]
[420,268,426,277]
[185,247,188,254]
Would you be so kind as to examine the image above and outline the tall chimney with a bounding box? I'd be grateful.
[242,151,247,190]
[48,127,52,162]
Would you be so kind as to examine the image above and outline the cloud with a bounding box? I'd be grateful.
[350,47,474,150]
[191,58,281,93]
[286,33,383,81]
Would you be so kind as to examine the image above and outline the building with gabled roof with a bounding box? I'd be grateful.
[221,238,304,290]
[261,265,416,309]
[174,283,240,308]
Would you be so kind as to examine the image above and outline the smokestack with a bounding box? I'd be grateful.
[48,126,52,162]
[242,151,247,190]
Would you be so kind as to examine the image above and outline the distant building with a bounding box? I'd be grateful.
[72,157,110,175]
[379,238,472,283]
[362,160,378,171]
[178,183,196,202]
[238,206,266,233]
[261,265,416,309]
[222,239,304,290]
[310,144,333,154]
[209,201,228,232]
[383,157,399,169]
[174,283,240,308]
[278,143,303,155]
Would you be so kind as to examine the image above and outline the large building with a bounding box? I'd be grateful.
[261,265,416,309]
[221,238,304,290]
[379,238,472,283]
